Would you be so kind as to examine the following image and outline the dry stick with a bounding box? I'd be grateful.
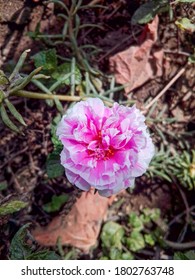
[88,0,102,6]
[0,146,28,169]
[7,165,23,193]
[166,206,195,234]
[177,184,190,224]
[145,66,186,111]
[164,50,190,57]
[164,240,195,250]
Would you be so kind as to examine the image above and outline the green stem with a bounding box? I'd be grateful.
[13,90,113,106]
[9,67,43,94]
[70,57,76,96]
[14,90,82,101]
[37,34,64,39]
[68,2,91,72]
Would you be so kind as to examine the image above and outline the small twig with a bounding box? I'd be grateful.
[88,0,102,6]
[168,206,195,228]
[173,179,190,224]
[28,152,39,174]
[105,2,122,20]
[144,66,186,112]
[0,146,28,169]
[164,50,191,57]
[177,223,188,243]
[7,165,23,193]
[164,240,195,250]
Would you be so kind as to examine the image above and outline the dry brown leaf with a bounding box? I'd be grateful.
[109,16,164,94]
[33,189,115,252]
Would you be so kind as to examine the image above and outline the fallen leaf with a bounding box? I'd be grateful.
[109,16,164,94]
[33,189,115,252]
[175,17,195,33]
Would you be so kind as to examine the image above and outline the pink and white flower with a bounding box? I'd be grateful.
[56,98,155,197]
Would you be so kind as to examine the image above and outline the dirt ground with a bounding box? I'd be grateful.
[0,0,195,260]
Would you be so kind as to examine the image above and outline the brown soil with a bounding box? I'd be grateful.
[0,0,194,260]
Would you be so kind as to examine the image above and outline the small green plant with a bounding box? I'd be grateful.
[131,0,195,64]
[29,0,105,75]
[0,50,42,132]
[131,0,195,25]
[0,200,27,216]
[100,208,167,260]
[43,194,69,213]
[169,150,195,190]
[46,114,64,179]
[32,49,82,109]
[148,148,195,190]
[0,49,116,133]
[174,250,195,260]
[9,224,60,260]
[131,0,169,25]
[0,49,65,132]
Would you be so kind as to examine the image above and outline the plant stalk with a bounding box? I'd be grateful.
[13,90,114,106]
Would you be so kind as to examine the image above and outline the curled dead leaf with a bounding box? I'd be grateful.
[33,189,115,252]
[109,16,164,94]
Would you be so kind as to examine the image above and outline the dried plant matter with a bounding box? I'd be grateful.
[109,16,163,94]
[33,189,114,252]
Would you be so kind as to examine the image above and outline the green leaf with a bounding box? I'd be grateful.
[142,208,161,222]
[10,225,61,260]
[63,249,77,260]
[52,62,82,85]
[175,18,195,33]
[188,53,195,64]
[5,99,26,126]
[100,256,109,260]
[174,251,195,260]
[126,231,145,252]
[54,96,63,113]
[0,70,9,85]
[51,136,63,151]
[46,150,64,179]
[129,212,144,231]
[140,213,151,224]
[109,248,123,260]
[10,224,32,260]
[27,23,41,39]
[50,114,63,149]
[0,181,8,191]
[0,90,4,103]
[0,104,20,133]
[144,233,155,246]
[27,250,60,260]
[43,194,69,213]
[0,200,27,216]
[121,252,134,260]
[33,49,57,73]
[101,221,125,249]
[131,0,169,25]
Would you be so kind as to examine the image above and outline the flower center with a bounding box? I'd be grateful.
[87,131,115,161]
